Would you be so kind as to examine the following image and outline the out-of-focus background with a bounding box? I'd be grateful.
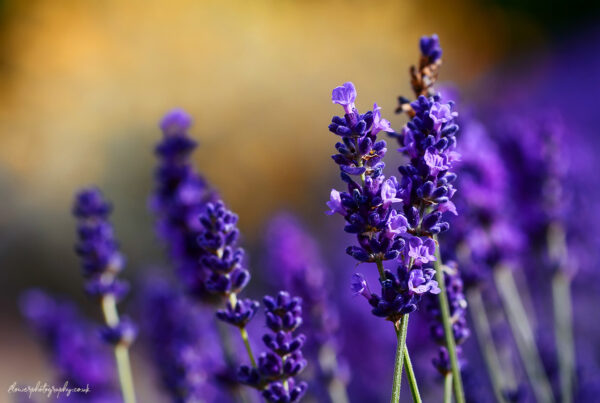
[1,0,599,402]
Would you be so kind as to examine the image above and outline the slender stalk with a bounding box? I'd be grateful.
[467,288,508,403]
[494,266,555,403]
[444,373,453,403]
[552,272,574,403]
[432,235,465,403]
[240,327,257,367]
[390,314,410,403]
[548,222,575,403]
[403,345,422,403]
[101,295,136,403]
[228,293,258,368]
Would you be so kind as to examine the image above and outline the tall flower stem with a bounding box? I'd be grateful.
[403,345,422,403]
[239,328,257,368]
[548,222,575,403]
[494,265,555,403]
[101,295,136,403]
[390,314,410,403]
[444,373,453,403]
[466,288,508,403]
[433,236,465,403]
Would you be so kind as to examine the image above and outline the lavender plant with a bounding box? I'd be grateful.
[265,213,349,403]
[391,34,465,402]
[237,291,308,403]
[151,109,216,302]
[73,188,137,403]
[327,77,449,402]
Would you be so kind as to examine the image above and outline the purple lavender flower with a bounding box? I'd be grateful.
[264,213,349,401]
[193,200,252,300]
[20,290,120,402]
[331,82,357,114]
[151,108,216,302]
[140,278,225,403]
[327,82,403,264]
[238,291,308,403]
[73,188,129,300]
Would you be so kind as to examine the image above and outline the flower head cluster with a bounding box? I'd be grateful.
[20,290,119,401]
[192,200,259,326]
[238,291,308,403]
[395,94,460,233]
[151,108,216,301]
[328,82,441,320]
[425,265,470,374]
[73,188,128,299]
[327,82,404,264]
[141,278,224,403]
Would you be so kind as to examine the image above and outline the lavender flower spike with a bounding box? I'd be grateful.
[151,108,216,302]
[73,188,137,403]
[238,291,308,403]
[392,34,465,403]
[265,213,350,402]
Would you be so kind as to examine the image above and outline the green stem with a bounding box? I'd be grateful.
[467,288,508,403]
[444,373,453,403]
[101,295,136,403]
[403,345,422,403]
[240,327,257,368]
[228,293,257,368]
[552,272,575,403]
[432,236,465,403]
[494,266,555,403]
[390,314,410,403]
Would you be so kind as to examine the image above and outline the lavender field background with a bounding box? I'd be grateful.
[1,0,599,402]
